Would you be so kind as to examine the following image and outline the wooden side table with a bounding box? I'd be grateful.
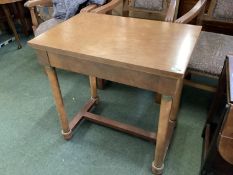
[28,13,201,174]
[0,0,28,49]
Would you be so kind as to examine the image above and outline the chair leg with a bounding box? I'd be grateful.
[122,0,129,17]
[17,1,29,36]
[185,72,192,80]
[2,4,22,49]
[155,93,162,104]
[97,78,105,90]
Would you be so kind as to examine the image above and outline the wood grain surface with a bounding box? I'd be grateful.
[28,13,202,78]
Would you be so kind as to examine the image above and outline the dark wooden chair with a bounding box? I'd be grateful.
[200,55,233,175]
[175,0,233,92]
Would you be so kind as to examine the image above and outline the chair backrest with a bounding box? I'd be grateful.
[130,0,167,12]
[207,0,233,23]
[36,6,54,21]
[124,0,180,21]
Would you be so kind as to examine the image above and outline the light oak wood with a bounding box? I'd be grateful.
[80,4,98,13]
[165,0,180,22]
[28,13,201,174]
[44,65,72,140]
[89,75,98,99]
[68,98,157,142]
[23,0,53,8]
[46,52,178,96]
[91,0,121,14]
[29,13,201,79]
[175,0,207,23]
[170,78,183,121]
[152,95,173,174]
[84,111,157,142]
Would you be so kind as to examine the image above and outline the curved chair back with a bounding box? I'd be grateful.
[123,0,180,22]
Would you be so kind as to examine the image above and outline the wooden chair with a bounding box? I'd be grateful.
[103,0,181,93]
[175,0,233,92]
[122,0,180,22]
[24,0,121,36]
[24,0,120,89]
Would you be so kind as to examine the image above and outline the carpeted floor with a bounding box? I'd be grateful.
[0,36,214,175]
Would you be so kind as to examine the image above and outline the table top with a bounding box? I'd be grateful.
[28,13,202,78]
[0,0,22,4]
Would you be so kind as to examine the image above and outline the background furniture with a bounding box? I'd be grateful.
[122,0,180,22]
[101,0,180,92]
[174,0,233,92]
[25,0,120,89]
[28,13,201,175]
[201,55,233,175]
[0,0,29,49]
[25,0,121,36]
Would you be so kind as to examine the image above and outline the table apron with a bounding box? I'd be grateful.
[39,51,179,96]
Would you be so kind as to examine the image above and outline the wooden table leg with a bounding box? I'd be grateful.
[45,66,72,140]
[152,79,183,174]
[89,76,97,98]
[171,79,183,121]
[2,4,22,49]
[152,95,173,174]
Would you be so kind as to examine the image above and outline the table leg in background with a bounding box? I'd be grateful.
[89,75,99,102]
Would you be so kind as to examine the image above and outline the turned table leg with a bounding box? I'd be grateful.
[170,79,183,121]
[89,76,97,98]
[45,66,72,140]
[2,4,22,49]
[152,95,173,174]
[152,79,183,174]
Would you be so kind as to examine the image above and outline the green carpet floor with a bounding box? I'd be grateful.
[0,36,213,175]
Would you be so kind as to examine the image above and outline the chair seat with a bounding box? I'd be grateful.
[188,31,233,77]
[35,18,64,36]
